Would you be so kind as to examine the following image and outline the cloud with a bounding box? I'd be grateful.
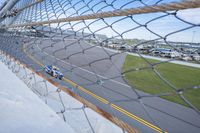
[177,8,200,25]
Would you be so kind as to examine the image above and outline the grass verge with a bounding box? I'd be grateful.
[123,55,200,109]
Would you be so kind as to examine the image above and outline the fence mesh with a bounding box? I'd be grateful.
[0,0,200,133]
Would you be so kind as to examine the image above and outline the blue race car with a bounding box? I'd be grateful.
[44,65,64,80]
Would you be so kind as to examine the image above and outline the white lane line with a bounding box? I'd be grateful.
[35,42,131,88]
[32,37,200,91]
[83,39,200,68]
[27,36,200,68]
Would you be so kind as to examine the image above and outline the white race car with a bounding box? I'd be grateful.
[44,65,63,80]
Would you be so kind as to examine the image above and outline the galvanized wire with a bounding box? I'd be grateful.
[0,0,200,133]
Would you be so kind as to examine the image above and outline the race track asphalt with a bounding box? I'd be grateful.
[0,35,200,133]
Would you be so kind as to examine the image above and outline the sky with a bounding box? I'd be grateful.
[1,0,200,43]
[53,0,200,43]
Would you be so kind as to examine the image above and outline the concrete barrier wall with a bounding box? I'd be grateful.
[0,50,138,133]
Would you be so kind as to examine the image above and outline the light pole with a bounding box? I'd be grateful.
[191,31,196,43]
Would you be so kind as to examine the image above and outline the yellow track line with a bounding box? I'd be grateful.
[63,78,109,104]
[23,44,166,133]
[111,104,166,133]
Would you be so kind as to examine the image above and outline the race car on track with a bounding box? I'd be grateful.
[44,65,64,80]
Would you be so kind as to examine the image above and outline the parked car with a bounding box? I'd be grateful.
[181,55,193,61]
[44,65,63,80]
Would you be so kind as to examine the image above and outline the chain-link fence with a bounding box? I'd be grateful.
[0,50,131,133]
[0,0,200,133]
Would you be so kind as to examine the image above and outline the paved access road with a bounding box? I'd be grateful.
[0,35,200,133]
